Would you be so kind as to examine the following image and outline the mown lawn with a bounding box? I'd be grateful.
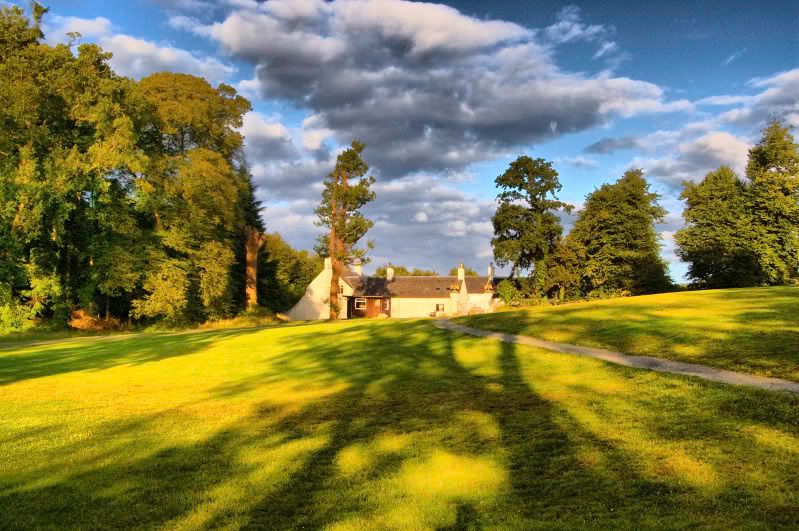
[2,319,799,528]
[460,287,799,381]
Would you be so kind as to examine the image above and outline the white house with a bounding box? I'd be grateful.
[287,260,501,320]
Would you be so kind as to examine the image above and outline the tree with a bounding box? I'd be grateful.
[567,169,671,296]
[374,264,439,277]
[447,266,479,277]
[260,233,323,312]
[244,226,266,310]
[315,141,375,320]
[491,156,571,288]
[675,167,761,288]
[132,73,251,321]
[746,119,799,284]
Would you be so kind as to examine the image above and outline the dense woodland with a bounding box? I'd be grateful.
[0,6,319,332]
[1,5,797,331]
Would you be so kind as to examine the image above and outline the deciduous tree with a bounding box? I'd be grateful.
[675,167,760,288]
[491,156,571,285]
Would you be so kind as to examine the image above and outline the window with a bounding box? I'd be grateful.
[354,298,367,310]
[436,303,445,312]
[384,299,391,311]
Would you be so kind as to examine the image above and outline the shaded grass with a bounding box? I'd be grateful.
[460,286,799,381]
[1,319,799,528]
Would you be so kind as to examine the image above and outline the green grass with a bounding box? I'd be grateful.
[2,319,799,528]
[460,287,799,381]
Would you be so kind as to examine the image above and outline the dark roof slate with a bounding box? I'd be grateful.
[345,275,496,298]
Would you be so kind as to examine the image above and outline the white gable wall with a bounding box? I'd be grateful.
[287,261,352,320]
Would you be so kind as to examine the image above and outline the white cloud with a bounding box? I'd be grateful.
[190,0,691,177]
[42,15,235,83]
[543,5,608,44]
[635,131,750,187]
[44,15,112,44]
[334,0,530,54]
[239,111,297,162]
[593,41,618,59]
[559,155,599,169]
[101,34,235,82]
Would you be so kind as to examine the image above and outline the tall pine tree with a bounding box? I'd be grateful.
[314,141,375,320]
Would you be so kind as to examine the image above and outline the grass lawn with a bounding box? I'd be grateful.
[2,319,799,528]
[460,287,799,381]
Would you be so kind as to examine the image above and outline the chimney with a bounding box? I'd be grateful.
[457,263,465,281]
[324,257,332,270]
[487,263,494,280]
[386,266,395,281]
[353,261,363,276]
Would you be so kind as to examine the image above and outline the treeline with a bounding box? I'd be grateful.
[491,119,798,304]
[0,6,317,332]
[676,120,799,288]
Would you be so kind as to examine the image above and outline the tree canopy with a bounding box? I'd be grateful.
[0,5,297,330]
[374,264,438,277]
[557,169,671,298]
[676,118,799,288]
[315,140,376,319]
[491,156,571,277]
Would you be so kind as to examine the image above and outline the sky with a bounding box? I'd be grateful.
[19,0,799,279]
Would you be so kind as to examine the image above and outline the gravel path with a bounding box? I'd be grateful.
[434,319,799,394]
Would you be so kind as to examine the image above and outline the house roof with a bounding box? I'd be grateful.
[345,275,497,298]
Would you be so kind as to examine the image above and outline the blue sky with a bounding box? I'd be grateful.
[22,0,799,279]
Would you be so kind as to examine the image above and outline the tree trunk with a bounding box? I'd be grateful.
[328,186,340,320]
[245,225,266,311]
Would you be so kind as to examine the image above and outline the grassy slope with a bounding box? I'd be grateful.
[460,287,799,381]
[2,320,799,528]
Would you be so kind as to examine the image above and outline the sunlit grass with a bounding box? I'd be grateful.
[2,319,799,527]
[460,286,799,380]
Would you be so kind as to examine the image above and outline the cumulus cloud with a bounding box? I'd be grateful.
[634,131,750,187]
[43,15,235,83]
[185,0,691,178]
[239,111,298,162]
[693,68,799,130]
[101,34,235,82]
[43,15,112,44]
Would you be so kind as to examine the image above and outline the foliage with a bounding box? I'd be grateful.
[260,233,323,313]
[745,119,799,284]
[447,265,479,277]
[675,167,760,287]
[0,7,264,328]
[495,279,521,305]
[563,169,672,297]
[491,156,571,280]
[675,119,799,288]
[315,140,376,318]
[374,264,439,277]
[132,260,191,323]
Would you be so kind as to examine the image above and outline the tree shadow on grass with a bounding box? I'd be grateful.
[3,320,799,528]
